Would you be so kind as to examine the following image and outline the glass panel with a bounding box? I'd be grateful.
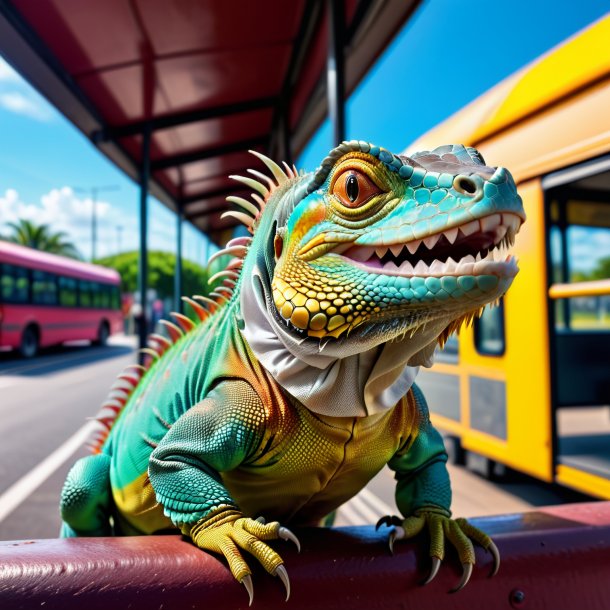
[31,270,58,305]
[59,276,78,307]
[79,280,92,307]
[474,302,505,356]
[549,197,610,330]
[0,264,31,303]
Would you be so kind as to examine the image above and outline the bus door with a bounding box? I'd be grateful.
[544,156,610,498]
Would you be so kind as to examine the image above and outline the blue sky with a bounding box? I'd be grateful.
[1,1,609,268]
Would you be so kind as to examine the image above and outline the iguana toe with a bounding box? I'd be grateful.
[379,510,499,592]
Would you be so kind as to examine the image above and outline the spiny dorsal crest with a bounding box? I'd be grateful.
[221,150,299,233]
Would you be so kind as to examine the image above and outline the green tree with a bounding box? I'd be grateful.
[95,250,210,302]
[590,256,610,280]
[4,219,81,259]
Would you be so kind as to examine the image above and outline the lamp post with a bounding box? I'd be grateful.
[73,185,120,261]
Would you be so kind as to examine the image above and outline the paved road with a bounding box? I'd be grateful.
[0,337,590,540]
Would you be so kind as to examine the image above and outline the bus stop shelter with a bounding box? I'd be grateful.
[0,0,421,348]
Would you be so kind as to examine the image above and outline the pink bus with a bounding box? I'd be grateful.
[0,241,123,358]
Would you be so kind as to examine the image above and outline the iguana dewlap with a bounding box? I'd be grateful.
[60,141,525,603]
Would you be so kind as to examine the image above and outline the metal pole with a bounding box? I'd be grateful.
[91,187,97,261]
[138,126,151,353]
[174,206,183,313]
[327,0,345,147]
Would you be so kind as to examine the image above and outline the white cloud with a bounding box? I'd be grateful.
[0,56,55,121]
[0,91,53,121]
[0,187,139,259]
[0,57,19,82]
[0,187,212,265]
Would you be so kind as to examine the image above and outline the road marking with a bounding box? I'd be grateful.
[339,487,397,526]
[359,487,395,516]
[0,420,96,523]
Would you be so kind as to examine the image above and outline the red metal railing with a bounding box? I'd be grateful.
[2,502,610,609]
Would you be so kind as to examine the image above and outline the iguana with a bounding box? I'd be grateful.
[60,141,525,604]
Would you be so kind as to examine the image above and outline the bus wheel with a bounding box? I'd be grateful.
[20,325,39,359]
[95,321,110,347]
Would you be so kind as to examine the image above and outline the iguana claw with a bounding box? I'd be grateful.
[378,511,499,592]
[241,575,254,607]
[376,515,402,530]
[487,540,500,577]
[275,564,291,601]
[421,557,441,585]
[449,562,473,593]
[279,526,301,552]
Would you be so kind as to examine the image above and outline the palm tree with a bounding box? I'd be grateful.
[4,219,81,259]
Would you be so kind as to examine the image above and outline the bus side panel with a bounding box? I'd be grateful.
[460,179,553,482]
[0,304,23,349]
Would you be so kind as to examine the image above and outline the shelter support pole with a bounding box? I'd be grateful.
[175,206,183,313]
[327,0,345,147]
[138,127,151,354]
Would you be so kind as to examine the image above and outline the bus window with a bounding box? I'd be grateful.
[31,270,58,305]
[0,264,30,303]
[79,280,92,307]
[91,282,102,308]
[474,301,505,356]
[58,276,78,307]
[548,196,610,330]
[435,333,459,364]
[111,285,120,310]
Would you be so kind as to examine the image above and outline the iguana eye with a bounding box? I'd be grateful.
[333,170,380,208]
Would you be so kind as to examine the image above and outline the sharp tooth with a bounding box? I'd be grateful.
[459,220,480,237]
[399,260,414,275]
[475,252,483,262]
[503,213,520,232]
[462,254,475,264]
[390,244,403,257]
[495,225,508,241]
[423,234,440,249]
[445,257,458,272]
[375,247,387,258]
[406,240,421,254]
[480,213,501,232]
[430,259,444,275]
[444,227,459,244]
[414,260,428,275]
[457,260,475,274]
[383,260,397,270]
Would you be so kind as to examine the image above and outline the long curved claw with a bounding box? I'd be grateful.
[241,575,254,607]
[487,540,500,577]
[275,564,291,601]
[255,516,266,524]
[450,562,473,593]
[279,526,301,553]
[376,515,401,530]
[388,525,405,555]
[421,557,441,586]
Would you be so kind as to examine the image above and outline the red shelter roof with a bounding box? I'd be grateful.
[0,1,421,243]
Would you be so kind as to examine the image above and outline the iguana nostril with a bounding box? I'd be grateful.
[454,176,478,195]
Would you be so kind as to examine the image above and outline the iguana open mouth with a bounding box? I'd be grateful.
[336,212,522,278]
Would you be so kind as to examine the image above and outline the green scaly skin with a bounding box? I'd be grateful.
[60,141,525,602]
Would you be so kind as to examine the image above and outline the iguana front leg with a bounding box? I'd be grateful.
[379,385,500,591]
[148,380,299,605]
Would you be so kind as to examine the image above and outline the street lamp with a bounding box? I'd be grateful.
[73,185,120,261]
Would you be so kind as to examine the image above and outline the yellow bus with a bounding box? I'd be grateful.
[408,15,610,499]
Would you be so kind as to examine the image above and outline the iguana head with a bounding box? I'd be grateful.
[255,141,525,346]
